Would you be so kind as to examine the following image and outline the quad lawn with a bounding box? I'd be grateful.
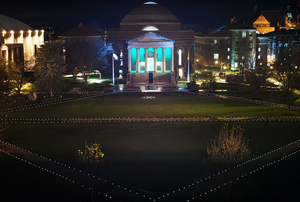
[6,92,300,119]
[1,92,300,201]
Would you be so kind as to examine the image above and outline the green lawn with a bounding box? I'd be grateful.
[7,92,300,119]
[2,121,300,194]
[1,92,300,200]
[215,91,300,107]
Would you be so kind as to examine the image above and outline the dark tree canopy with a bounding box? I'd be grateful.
[35,40,66,97]
[64,37,112,88]
[272,43,300,114]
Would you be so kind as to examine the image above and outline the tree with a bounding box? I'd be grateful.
[65,38,112,89]
[192,56,216,91]
[0,59,14,103]
[206,123,251,164]
[272,42,300,114]
[6,61,24,96]
[35,40,66,97]
[78,141,104,202]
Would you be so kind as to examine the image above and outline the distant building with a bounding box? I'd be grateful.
[0,14,44,71]
[195,0,300,70]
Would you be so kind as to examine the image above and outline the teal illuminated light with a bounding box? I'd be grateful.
[139,47,145,73]
[147,47,155,72]
[156,47,162,72]
[165,47,171,72]
[130,47,137,73]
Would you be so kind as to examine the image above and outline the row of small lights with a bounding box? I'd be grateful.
[1,90,299,201]
[0,92,104,115]
[0,139,146,200]
[1,138,299,202]
[1,116,300,125]
[202,92,300,111]
[186,148,300,201]
[151,139,300,202]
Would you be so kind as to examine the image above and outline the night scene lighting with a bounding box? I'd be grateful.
[1,0,300,202]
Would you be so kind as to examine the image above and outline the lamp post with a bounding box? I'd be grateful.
[187,48,190,82]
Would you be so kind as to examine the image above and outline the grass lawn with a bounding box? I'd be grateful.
[215,91,300,107]
[1,92,300,201]
[2,121,300,195]
[7,92,300,119]
[0,154,89,202]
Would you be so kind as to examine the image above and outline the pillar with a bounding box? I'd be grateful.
[162,47,165,73]
[136,47,139,73]
[145,47,148,72]
[154,47,157,73]
[171,47,174,72]
[128,47,131,73]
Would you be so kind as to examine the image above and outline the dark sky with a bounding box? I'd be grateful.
[1,0,299,30]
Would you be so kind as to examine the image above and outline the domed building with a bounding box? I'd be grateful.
[108,2,194,88]
[0,14,44,71]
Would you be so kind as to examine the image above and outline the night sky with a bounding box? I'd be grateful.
[1,0,299,30]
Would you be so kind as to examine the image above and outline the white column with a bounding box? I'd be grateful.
[154,47,157,73]
[171,47,174,72]
[128,47,131,73]
[136,47,139,73]
[162,47,165,73]
[145,47,148,72]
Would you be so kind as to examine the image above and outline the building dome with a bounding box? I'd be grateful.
[122,2,179,23]
[0,14,32,30]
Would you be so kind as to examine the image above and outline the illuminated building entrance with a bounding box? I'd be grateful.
[126,32,175,87]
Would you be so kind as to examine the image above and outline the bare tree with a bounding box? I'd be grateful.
[78,141,104,202]
[272,42,300,114]
[192,56,216,91]
[206,123,251,164]
[65,38,112,89]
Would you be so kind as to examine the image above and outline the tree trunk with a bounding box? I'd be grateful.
[50,87,54,98]
[287,92,290,114]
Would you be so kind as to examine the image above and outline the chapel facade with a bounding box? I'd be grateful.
[107,2,194,87]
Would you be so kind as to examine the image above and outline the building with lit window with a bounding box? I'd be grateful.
[0,14,44,71]
[195,1,300,70]
[107,2,194,87]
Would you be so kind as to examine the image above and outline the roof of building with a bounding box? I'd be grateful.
[268,28,300,36]
[127,31,175,43]
[59,24,104,37]
[0,14,32,30]
[122,2,179,23]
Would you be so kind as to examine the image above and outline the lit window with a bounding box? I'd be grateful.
[258,47,261,52]
[227,55,230,59]
[178,49,182,66]
[235,62,238,68]
[258,55,260,59]
[214,53,219,59]
[214,40,217,44]
[120,50,123,58]
[143,26,159,31]
[63,47,66,52]
[120,59,123,66]
[260,63,262,65]
[227,47,230,51]
[242,31,246,38]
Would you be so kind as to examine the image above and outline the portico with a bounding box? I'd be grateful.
[126,32,175,87]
